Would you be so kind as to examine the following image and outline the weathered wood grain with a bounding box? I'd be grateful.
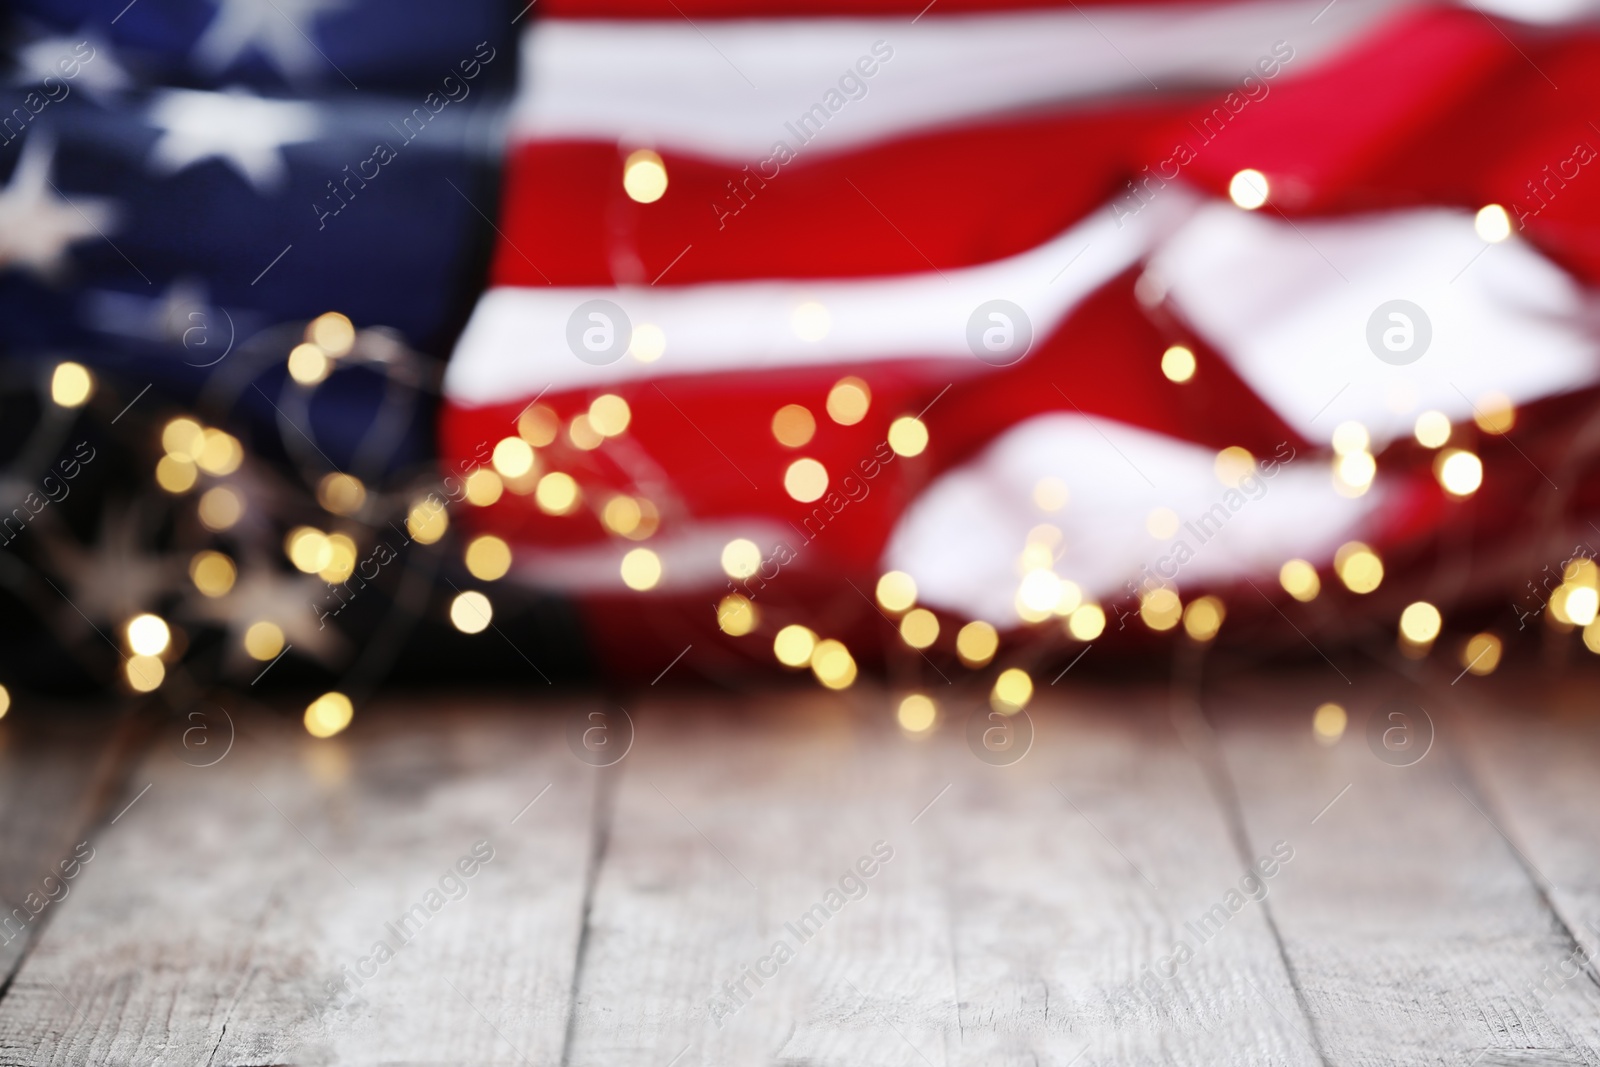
[0,696,601,1066]
[561,683,1320,1067]
[0,702,146,988]
[1206,668,1600,1066]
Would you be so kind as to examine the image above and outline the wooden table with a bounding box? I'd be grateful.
[0,666,1597,1065]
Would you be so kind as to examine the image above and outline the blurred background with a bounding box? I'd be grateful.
[2,0,1599,732]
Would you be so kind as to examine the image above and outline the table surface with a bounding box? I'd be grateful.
[0,665,1598,1066]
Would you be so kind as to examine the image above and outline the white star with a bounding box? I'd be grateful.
[190,0,350,84]
[0,135,115,281]
[15,33,130,99]
[46,506,183,632]
[146,87,319,194]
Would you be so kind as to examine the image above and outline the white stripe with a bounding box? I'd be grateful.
[884,413,1383,623]
[444,189,1192,405]
[1151,203,1598,446]
[515,0,1412,160]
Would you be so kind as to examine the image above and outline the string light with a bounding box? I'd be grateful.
[990,668,1033,714]
[1139,587,1182,631]
[1161,345,1196,383]
[126,613,170,656]
[1213,446,1255,488]
[1182,596,1225,641]
[287,342,331,385]
[518,404,559,446]
[1435,449,1482,497]
[897,694,937,733]
[1066,603,1105,641]
[772,405,815,448]
[1461,633,1502,675]
[155,454,198,493]
[568,413,604,451]
[900,608,939,649]
[1413,410,1451,448]
[602,495,642,536]
[774,624,817,667]
[51,362,93,407]
[1228,169,1269,209]
[717,594,757,636]
[450,591,493,634]
[1312,703,1346,745]
[876,571,917,613]
[623,149,668,203]
[465,535,513,581]
[1334,542,1383,594]
[189,551,236,597]
[406,500,448,543]
[784,458,828,502]
[492,437,536,478]
[305,692,354,738]
[589,394,632,437]
[1398,601,1441,645]
[721,539,761,579]
[1473,204,1512,243]
[464,468,504,506]
[0,685,9,719]
[317,473,367,515]
[956,620,998,667]
[887,416,928,457]
[620,548,661,590]
[286,527,333,572]
[126,655,165,693]
[825,377,870,425]
[810,639,857,689]
[1473,392,1515,435]
[244,622,285,660]
[630,323,665,362]
[308,312,356,356]
[1279,559,1320,601]
[536,472,580,515]
[1145,507,1179,539]
[320,533,357,583]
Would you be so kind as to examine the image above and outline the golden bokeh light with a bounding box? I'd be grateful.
[784,458,828,502]
[1334,542,1383,594]
[956,620,999,667]
[155,454,198,494]
[1333,450,1376,497]
[1474,203,1512,243]
[193,430,242,476]
[285,527,332,573]
[1331,421,1369,455]
[623,149,668,203]
[198,486,243,530]
[1398,601,1442,644]
[321,533,357,583]
[1414,410,1451,448]
[1146,507,1179,540]
[126,655,165,693]
[536,472,580,515]
[620,547,661,590]
[1017,569,1063,620]
[464,468,504,507]
[450,591,493,634]
[810,639,857,689]
[126,613,170,657]
[876,570,917,613]
[0,685,9,719]
[900,608,939,649]
[1279,559,1321,602]
[162,417,204,459]
[465,535,513,581]
[1229,169,1269,209]
[51,362,93,408]
[1435,449,1483,497]
[589,394,632,438]
[317,473,367,516]
[888,416,928,457]
[1473,392,1515,435]
[717,594,757,636]
[518,404,559,447]
[897,694,937,734]
[826,377,870,425]
[305,692,354,738]
[990,668,1033,714]
[1461,632,1502,675]
[1565,585,1599,626]
[1161,345,1196,383]
[1140,587,1182,631]
[568,413,604,451]
[772,404,816,448]
[1182,595,1225,641]
[189,551,236,598]
[774,624,817,667]
[308,311,356,356]
[1066,602,1105,641]
[407,499,448,544]
[287,342,331,385]
[601,495,642,536]
[1214,446,1256,487]
[244,621,285,660]
[1312,703,1346,745]
[492,436,536,479]
[721,538,761,580]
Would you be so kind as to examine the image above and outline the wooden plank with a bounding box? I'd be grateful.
[563,683,1321,1067]
[1206,669,1600,1066]
[0,697,600,1066]
[1456,669,1600,1028]
[0,702,146,988]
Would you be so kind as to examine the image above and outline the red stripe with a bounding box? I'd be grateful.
[1146,7,1600,282]
[492,101,1191,287]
